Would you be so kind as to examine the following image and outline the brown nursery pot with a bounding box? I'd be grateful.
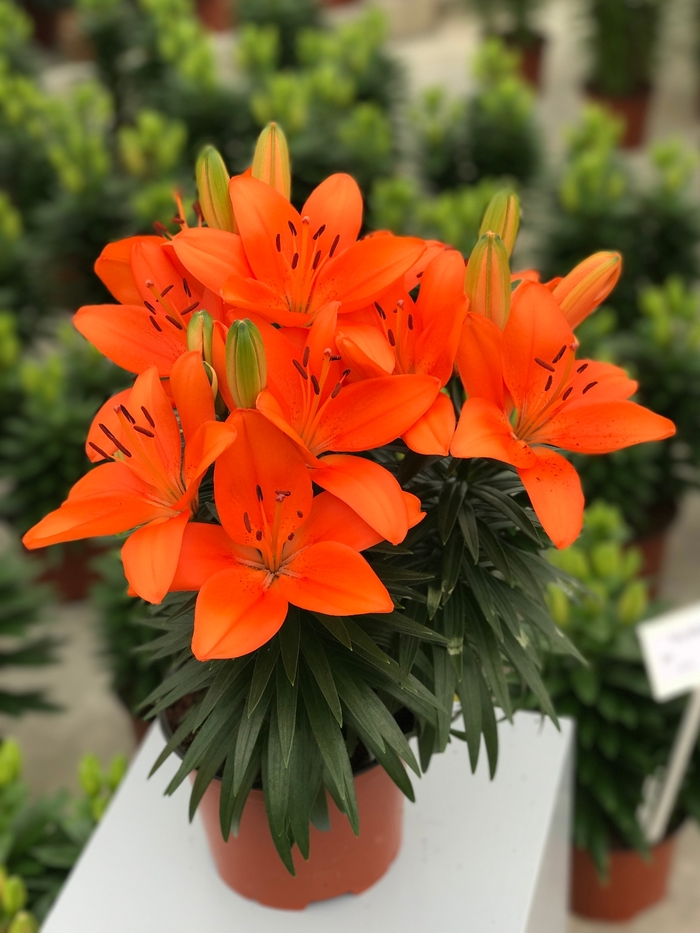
[196,0,232,31]
[630,499,677,597]
[501,33,546,90]
[571,835,677,921]
[130,716,150,745]
[28,540,106,602]
[197,761,404,910]
[586,85,652,149]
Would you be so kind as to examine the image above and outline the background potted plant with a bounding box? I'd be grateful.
[538,501,700,920]
[585,0,667,147]
[467,0,547,87]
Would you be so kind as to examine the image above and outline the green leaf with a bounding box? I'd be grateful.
[471,485,540,542]
[478,670,499,779]
[462,561,502,640]
[457,647,482,771]
[279,608,300,684]
[287,707,322,859]
[470,621,511,719]
[262,712,295,875]
[501,629,558,723]
[301,627,343,726]
[276,660,298,767]
[309,782,331,832]
[441,530,463,599]
[477,521,513,584]
[458,503,480,562]
[313,612,353,649]
[432,645,455,753]
[248,639,280,716]
[438,480,468,544]
[233,678,273,795]
[343,618,391,665]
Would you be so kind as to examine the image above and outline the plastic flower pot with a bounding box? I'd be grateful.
[500,33,547,90]
[571,834,677,921]
[161,711,404,910]
[631,499,677,597]
[195,0,232,31]
[586,85,652,149]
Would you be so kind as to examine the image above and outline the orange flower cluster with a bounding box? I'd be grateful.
[23,131,674,660]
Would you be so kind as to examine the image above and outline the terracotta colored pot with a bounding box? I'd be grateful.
[195,0,232,31]
[630,499,677,597]
[571,835,676,921]
[500,33,546,90]
[197,762,404,910]
[27,540,106,602]
[130,716,150,745]
[586,85,652,149]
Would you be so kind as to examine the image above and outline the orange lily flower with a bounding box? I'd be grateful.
[74,236,227,376]
[23,353,236,602]
[451,283,675,548]
[221,173,426,326]
[170,411,393,659]
[253,306,438,543]
[335,249,468,455]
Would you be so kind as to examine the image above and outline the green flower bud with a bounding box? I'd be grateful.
[548,546,589,580]
[78,753,102,798]
[465,232,511,329]
[2,876,27,916]
[546,583,571,628]
[252,123,291,200]
[107,754,127,792]
[478,190,520,256]
[195,146,236,232]
[617,580,648,626]
[91,796,109,823]
[225,320,267,409]
[0,739,22,786]
[186,310,214,364]
[8,911,39,933]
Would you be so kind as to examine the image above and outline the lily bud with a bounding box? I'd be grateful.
[617,580,648,626]
[465,232,511,329]
[552,251,622,330]
[79,753,102,798]
[195,146,236,232]
[0,738,21,786]
[252,122,291,200]
[546,583,571,628]
[187,310,214,364]
[2,876,27,916]
[8,912,39,933]
[108,754,127,792]
[226,319,267,409]
[479,190,520,256]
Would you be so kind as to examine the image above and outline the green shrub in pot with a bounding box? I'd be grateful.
[537,501,700,875]
[587,0,666,98]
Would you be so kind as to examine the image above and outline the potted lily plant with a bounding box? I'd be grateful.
[22,124,674,910]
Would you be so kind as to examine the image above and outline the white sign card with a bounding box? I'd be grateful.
[638,602,700,702]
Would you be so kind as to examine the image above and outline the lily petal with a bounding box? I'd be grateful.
[284,491,383,554]
[170,350,216,443]
[170,522,254,591]
[181,419,238,492]
[192,565,288,659]
[95,235,162,305]
[451,398,537,468]
[121,510,190,604]
[302,173,363,258]
[171,227,252,295]
[457,313,505,407]
[86,388,132,462]
[402,392,456,455]
[517,448,584,549]
[541,400,676,454]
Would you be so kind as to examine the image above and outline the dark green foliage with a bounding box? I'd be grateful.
[90,549,169,716]
[143,448,573,872]
[0,323,128,533]
[587,0,665,97]
[0,543,57,720]
[0,740,125,922]
[533,502,700,877]
[468,0,544,46]
[237,0,321,68]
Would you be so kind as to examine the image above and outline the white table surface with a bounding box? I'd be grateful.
[43,711,573,933]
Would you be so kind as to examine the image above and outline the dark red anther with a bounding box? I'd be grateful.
[276,233,281,252]
[582,381,598,394]
[312,224,326,240]
[154,221,169,237]
[149,317,162,332]
[162,284,174,296]
[288,532,295,541]
[134,426,155,437]
[288,221,297,236]
[374,301,386,320]
[329,234,340,257]
[297,510,304,518]
[416,271,423,278]
[291,253,299,270]
[302,346,310,367]
[535,357,555,373]
[330,355,342,361]
[182,278,191,297]
[577,363,589,374]
[545,375,553,392]
[243,512,252,533]
[141,407,155,428]
[166,315,184,330]
[387,329,396,347]
[256,530,263,541]
[552,345,567,365]
[292,359,308,380]
[193,200,203,221]
[408,314,414,331]
[144,300,157,313]
[330,381,343,399]
[311,375,320,395]
[99,424,132,458]
[172,214,184,226]
[119,405,136,424]
[562,387,573,401]
[312,250,322,270]
[256,485,263,501]
[182,301,200,315]
[342,368,351,378]
[88,442,111,460]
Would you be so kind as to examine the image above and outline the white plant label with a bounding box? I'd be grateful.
[638,603,700,702]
